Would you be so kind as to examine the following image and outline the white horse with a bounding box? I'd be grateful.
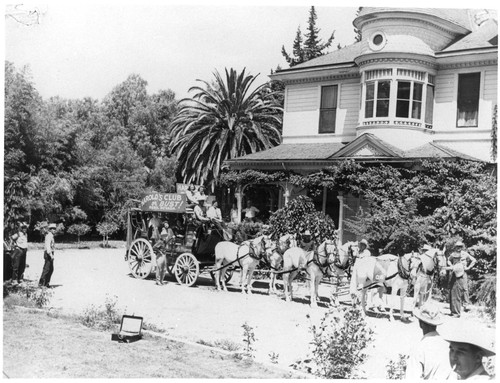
[266,234,296,295]
[281,241,359,307]
[350,252,420,321]
[412,247,447,310]
[213,235,272,294]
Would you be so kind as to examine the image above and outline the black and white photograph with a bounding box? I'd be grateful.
[2,0,498,379]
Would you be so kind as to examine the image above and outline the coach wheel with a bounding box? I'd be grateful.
[174,253,199,287]
[128,238,153,279]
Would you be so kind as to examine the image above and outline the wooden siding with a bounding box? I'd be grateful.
[285,85,318,112]
[484,69,498,102]
[340,81,361,136]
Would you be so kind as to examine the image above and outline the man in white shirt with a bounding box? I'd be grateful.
[244,200,259,222]
[406,303,452,380]
[206,200,223,222]
[39,223,56,287]
[11,222,29,284]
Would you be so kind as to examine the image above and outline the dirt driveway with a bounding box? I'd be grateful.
[24,245,436,378]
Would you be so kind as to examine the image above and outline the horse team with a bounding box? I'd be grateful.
[212,232,447,321]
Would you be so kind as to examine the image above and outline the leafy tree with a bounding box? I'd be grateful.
[170,68,282,188]
[281,6,335,67]
[67,223,92,247]
[96,220,120,247]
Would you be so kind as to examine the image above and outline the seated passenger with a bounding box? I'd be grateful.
[185,183,199,208]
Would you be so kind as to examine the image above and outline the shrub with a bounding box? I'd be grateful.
[96,220,120,247]
[79,295,121,331]
[268,195,337,242]
[242,322,256,357]
[472,274,496,320]
[386,354,409,379]
[308,304,373,378]
[67,223,92,247]
[3,282,53,308]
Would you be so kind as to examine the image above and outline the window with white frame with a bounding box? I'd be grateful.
[319,85,338,133]
[457,72,480,127]
[362,68,435,128]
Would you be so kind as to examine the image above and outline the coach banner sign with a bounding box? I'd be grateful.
[140,193,187,213]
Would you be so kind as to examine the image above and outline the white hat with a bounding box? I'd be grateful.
[439,320,495,357]
[455,241,465,247]
[48,223,57,230]
[359,239,368,247]
[303,230,311,236]
[413,303,443,326]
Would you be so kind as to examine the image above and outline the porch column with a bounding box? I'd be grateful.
[235,185,243,224]
[337,192,344,244]
[283,183,293,205]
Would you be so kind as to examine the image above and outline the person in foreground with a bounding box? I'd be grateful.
[406,303,451,379]
[439,320,495,380]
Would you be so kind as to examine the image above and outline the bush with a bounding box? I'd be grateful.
[79,295,121,331]
[307,304,373,378]
[386,354,409,379]
[96,220,120,247]
[3,282,53,308]
[67,223,92,247]
[472,274,496,320]
[268,195,337,242]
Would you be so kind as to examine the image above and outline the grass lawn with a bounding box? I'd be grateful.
[3,306,293,378]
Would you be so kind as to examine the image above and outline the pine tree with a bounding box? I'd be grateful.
[281,6,335,68]
[354,7,363,43]
[303,6,334,61]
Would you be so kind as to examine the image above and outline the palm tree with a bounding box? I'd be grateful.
[169,68,282,188]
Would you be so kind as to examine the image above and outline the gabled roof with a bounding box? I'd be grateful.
[442,18,498,52]
[331,133,405,158]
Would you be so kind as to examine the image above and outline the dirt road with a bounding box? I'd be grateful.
[24,246,440,378]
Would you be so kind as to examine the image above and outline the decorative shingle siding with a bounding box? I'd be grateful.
[285,85,318,112]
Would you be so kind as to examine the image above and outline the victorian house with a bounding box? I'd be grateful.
[226,7,498,242]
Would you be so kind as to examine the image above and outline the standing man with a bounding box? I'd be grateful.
[148,212,162,244]
[243,200,259,222]
[449,241,476,311]
[444,253,466,318]
[39,223,56,288]
[406,303,452,379]
[11,222,29,284]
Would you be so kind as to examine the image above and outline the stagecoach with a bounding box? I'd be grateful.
[124,192,234,287]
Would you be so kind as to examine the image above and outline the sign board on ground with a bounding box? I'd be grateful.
[140,193,186,213]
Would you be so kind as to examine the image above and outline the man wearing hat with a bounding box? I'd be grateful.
[152,222,174,286]
[448,241,476,311]
[39,223,56,287]
[406,303,452,379]
[11,222,29,284]
[439,321,495,380]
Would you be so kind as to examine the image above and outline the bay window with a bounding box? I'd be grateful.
[362,68,435,128]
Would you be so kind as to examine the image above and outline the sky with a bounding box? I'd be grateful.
[4,1,360,101]
[4,0,498,102]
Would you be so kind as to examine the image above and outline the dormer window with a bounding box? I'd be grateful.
[361,67,435,129]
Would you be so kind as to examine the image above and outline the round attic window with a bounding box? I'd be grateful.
[369,31,387,51]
